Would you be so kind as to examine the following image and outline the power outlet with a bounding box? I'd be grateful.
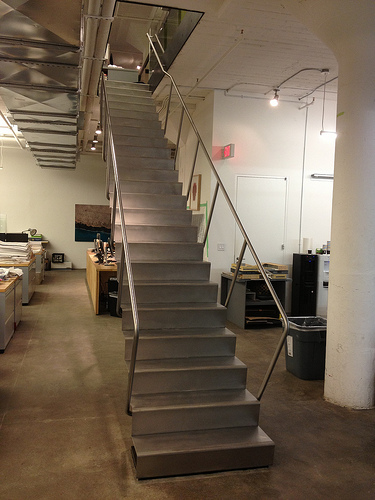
[217,243,225,251]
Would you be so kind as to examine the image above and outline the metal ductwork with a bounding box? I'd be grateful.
[0,0,115,168]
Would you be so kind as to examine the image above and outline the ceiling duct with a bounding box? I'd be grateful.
[0,0,115,168]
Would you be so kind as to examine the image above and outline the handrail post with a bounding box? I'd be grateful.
[225,240,247,308]
[174,106,184,169]
[116,244,124,318]
[111,184,117,242]
[164,81,173,135]
[154,33,165,53]
[147,33,289,401]
[186,140,199,201]
[203,181,219,246]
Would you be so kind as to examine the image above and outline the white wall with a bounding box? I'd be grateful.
[0,148,108,268]
[176,90,337,300]
[166,92,215,258]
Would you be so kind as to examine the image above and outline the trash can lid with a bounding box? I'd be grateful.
[288,316,327,330]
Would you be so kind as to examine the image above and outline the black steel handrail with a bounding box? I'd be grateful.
[147,33,289,400]
[101,77,139,416]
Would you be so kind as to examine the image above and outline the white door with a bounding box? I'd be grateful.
[235,175,288,264]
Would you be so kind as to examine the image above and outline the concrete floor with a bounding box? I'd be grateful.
[0,269,374,499]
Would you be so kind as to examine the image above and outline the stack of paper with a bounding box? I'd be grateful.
[0,241,32,262]
[29,241,43,253]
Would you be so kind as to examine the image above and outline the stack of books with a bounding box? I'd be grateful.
[29,234,42,241]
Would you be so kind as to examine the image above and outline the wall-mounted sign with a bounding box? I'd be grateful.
[222,143,235,159]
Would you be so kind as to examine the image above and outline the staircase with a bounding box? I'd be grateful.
[106,79,275,479]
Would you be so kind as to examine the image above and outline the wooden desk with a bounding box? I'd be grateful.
[86,250,117,314]
[0,276,21,352]
[0,256,36,304]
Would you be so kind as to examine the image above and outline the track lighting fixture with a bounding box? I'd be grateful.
[270,89,279,107]
[90,142,96,151]
[95,123,102,134]
[92,135,98,143]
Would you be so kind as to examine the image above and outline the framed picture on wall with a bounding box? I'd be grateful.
[189,174,201,211]
[75,204,111,242]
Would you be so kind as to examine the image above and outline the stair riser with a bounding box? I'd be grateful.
[132,366,247,394]
[113,134,167,148]
[106,82,150,92]
[128,242,203,261]
[132,403,260,436]
[125,335,236,360]
[111,125,164,139]
[107,89,152,99]
[115,145,171,159]
[110,193,187,210]
[122,262,211,282]
[116,225,198,243]
[107,94,154,105]
[122,283,217,303]
[122,308,226,330]
[109,101,155,114]
[115,156,175,170]
[110,116,162,130]
[133,443,274,479]
[119,210,192,226]
[109,168,178,183]
[110,181,182,196]
[109,108,158,121]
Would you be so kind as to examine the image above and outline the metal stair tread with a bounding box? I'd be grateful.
[132,426,274,456]
[110,125,163,135]
[109,102,155,112]
[122,208,189,214]
[113,140,169,151]
[127,241,203,248]
[131,388,258,411]
[123,259,210,268]
[114,192,185,199]
[122,281,217,287]
[113,149,172,159]
[134,356,246,372]
[112,171,178,182]
[122,302,226,312]
[116,222,194,229]
[124,327,235,340]
[110,178,181,187]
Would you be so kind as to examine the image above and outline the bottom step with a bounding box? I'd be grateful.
[132,426,274,479]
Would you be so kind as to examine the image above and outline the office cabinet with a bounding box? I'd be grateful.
[221,273,287,328]
[14,276,22,327]
[35,250,46,284]
[0,257,36,304]
[291,254,318,316]
[0,277,17,351]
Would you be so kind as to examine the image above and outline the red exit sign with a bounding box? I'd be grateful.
[222,143,234,159]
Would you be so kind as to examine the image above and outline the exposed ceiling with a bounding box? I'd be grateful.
[0,0,338,168]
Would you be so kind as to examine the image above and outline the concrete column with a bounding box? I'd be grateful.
[284,0,375,408]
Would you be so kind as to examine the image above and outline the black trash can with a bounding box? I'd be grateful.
[108,292,121,317]
[285,316,327,380]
